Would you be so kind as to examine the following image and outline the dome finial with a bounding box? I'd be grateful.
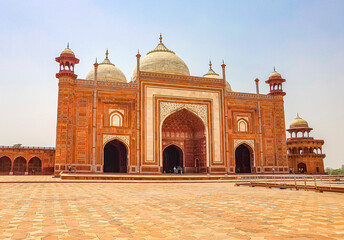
[297,113,300,118]
[159,33,163,43]
[67,42,70,49]
[209,60,212,69]
[105,49,109,59]
[274,66,276,72]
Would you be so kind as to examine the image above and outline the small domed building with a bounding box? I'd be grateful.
[286,115,325,174]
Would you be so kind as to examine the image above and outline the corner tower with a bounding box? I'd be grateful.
[55,43,79,81]
[265,68,288,168]
[54,44,79,175]
[286,115,325,174]
[265,68,286,96]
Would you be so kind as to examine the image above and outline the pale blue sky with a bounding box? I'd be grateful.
[0,0,343,168]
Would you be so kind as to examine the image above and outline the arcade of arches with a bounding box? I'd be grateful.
[161,109,206,173]
[103,139,128,173]
[0,156,45,175]
[0,146,55,175]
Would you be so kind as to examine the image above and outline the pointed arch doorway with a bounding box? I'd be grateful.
[235,144,252,173]
[103,139,127,173]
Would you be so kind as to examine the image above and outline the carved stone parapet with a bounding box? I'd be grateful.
[140,71,224,86]
[226,92,273,100]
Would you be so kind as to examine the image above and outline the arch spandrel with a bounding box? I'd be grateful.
[234,139,254,151]
[160,102,208,125]
[103,134,130,148]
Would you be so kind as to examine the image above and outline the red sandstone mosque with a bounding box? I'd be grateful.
[0,36,326,175]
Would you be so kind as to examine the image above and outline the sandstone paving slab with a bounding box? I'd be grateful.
[0,180,343,239]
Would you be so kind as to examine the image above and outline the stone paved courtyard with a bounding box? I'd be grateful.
[0,177,343,240]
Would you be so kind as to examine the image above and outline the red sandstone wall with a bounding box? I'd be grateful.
[226,93,288,173]
[54,78,138,174]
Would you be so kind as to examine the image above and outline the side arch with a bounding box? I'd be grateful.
[28,157,42,174]
[13,156,27,174]
[103,135,130,173]
[0,156,11,173]
[234,143,254,174]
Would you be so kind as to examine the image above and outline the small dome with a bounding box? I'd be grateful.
[203,61,222,79]
[269,67,282,79]
[203,61,233,92]
[86,50,127,83]
[61,43,74,55]
[225,81,232,92]
[290,114,309,129]
[133,35,190,80]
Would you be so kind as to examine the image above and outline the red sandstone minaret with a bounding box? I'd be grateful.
[55,43,79,81]
[265,67,286,96]
[54,44,79,175]
[265,68,288,169]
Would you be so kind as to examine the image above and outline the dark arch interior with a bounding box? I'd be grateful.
[298,163,307,173]
[0,156,11,173]
[28,157,42,174]
[104,140,127,173]
[163,145,183,173]
[13,157,26,174]
[235,144,252,173]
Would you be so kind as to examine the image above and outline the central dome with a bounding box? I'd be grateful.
[133,35,190,80]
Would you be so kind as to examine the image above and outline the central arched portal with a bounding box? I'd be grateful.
[103,139,127,173]
[163,145,183,173]
[235,144,252,173]
[162,108,206,173]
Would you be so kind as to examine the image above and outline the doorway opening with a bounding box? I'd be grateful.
[163,145,183,173]
[235,144,252,173]
[103,140,127,173]
[298,163,307,173]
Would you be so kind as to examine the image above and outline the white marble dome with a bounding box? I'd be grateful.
[86,50,127,83]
